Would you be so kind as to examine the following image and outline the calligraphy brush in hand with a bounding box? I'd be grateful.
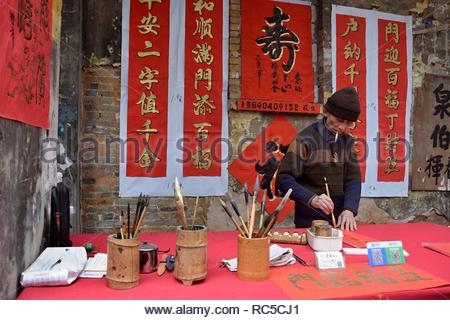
[324,177,336,228]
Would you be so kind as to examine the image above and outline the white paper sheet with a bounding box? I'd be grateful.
[20,247,87,287]
[79,253,107,278]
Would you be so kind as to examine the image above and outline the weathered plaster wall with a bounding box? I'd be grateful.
[0,122,48,299]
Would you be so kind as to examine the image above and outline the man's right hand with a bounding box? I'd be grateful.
[310,194,334,215]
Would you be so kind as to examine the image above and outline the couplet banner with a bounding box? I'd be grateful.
[120,0,229,196]
[332,6,412,197]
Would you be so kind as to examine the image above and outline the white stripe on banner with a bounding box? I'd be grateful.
[119,0,229,196]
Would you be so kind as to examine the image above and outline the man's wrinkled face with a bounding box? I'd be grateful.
[324,110,355,134]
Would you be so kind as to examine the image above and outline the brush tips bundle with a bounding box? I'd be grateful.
[220,179,292,238]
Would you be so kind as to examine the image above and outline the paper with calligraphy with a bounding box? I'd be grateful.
[0,0,52,129]
[271,263,449,299]
[119,0,229,196]
[239,0,316,114]
[332,6,412,196]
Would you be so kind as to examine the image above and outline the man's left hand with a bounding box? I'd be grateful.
[337,210,358,231]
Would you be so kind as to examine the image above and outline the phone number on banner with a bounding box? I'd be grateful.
[238,99,322,114]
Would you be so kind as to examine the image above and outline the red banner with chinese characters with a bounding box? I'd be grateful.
[335,14,367,182]
[271,263,449,300]
[332,6,412,197]
[240,0,315,110]
[126,0,170,177]
[120,1,229,196]
[183,0,223,177]
[0,0,52,129]
[377,19,408,181]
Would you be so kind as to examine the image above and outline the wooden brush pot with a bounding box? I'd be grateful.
[174,225,207,286]
[237,234,270,281]
[106,235,140,289]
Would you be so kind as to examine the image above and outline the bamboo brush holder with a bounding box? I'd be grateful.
[174,225,208,286]
[237,234,270,281]
[106,235,140,290]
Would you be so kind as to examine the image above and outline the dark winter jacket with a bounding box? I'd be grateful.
[275,118,361,227]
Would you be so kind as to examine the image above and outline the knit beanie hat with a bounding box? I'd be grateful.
[324,87,361,122]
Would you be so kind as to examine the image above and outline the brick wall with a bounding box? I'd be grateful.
[80,67,218,233]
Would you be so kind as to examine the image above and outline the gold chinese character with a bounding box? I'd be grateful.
[385,89,399,110]
[384,46,400,65]
[193,0,215,16]
[385,113,399,130]
[136,119,158,143]
[385,22,399,43]
[137,145,161,168]
[138,40,161,58]
[139,66,159,90]
[194,122,212,142]
[344,63,360,84]
[136,92,159,115]
[385,132,399,153]
[194,68,212,91]
[344,41,361,60]
[194,17,213,39]
[193,146,212,170]
[193,94,216,115]
[192,43,214,65]
[138,12,160,35]
[341,18,358,37]
[139,0,162,10]
[385,67,400,85]
[384,156,399,173]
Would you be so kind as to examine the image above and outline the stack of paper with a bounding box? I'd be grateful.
[221,244,295,271]
[79,253,108,278]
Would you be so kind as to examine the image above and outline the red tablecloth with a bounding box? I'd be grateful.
[18,222,450,300]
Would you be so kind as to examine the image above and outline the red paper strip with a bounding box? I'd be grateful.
[271,263,449,300]
[126,0,170,177]
[377,19,408,181]
[183,0,223,177]
[422,242,450,257]
[335,14,367,182]
[343,230,379,248]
